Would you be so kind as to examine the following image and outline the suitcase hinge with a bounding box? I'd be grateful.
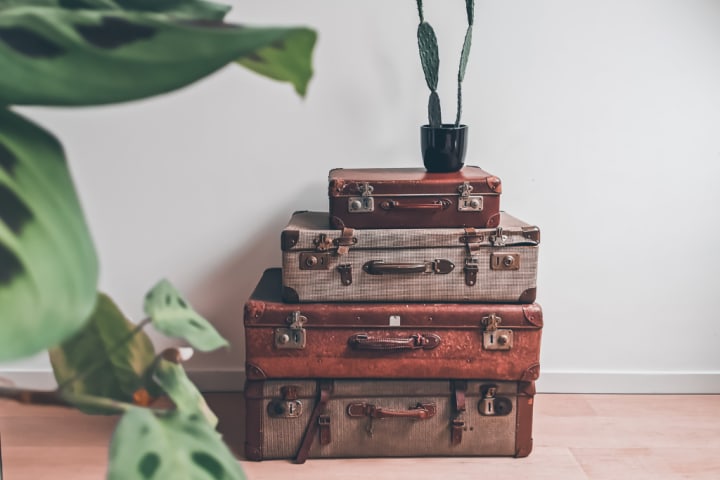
[337,263,352,286]
[457,182,484,212]
[464,257,479,286]
[318,415,331,445]
[489,227,508,247]
[479,385,513,416]
[348,182,374,213]
[274,311,307,349]
[481,313,513,350]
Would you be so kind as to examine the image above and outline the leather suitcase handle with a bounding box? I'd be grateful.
[362,259,454,275]
[379,199,451,211]
[347,402,437,420]
[348,333,441,351]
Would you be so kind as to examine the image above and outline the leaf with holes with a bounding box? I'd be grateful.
[49,293,156,407]
[144,279,228,352]
[108,407,245,480]
[0,6,316,106]
[0,108,98,362]
[236,28,317,96]
[152,357,217,427]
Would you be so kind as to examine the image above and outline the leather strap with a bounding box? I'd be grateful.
[335,228,355,255]
[451,380,467,446]
[294,380,333,464]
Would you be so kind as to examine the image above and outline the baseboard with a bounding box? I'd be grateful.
[3,369,720,394]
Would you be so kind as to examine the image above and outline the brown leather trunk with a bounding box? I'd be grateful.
[328,166,501,229]
[244,379,535,461]
[245,269,542,381]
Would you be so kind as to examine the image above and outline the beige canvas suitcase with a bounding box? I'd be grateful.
[281,211,540,303]
[244,379,535,462]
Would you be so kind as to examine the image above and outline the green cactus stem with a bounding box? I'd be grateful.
[415,0,475,128]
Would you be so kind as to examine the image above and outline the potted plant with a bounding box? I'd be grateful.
[0,1,316,478]
[416,0,474,172]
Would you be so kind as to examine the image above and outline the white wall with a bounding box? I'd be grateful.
[3,0,720,393]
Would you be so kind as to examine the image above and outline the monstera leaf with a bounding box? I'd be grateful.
[108,407,245,480]
[144,279,228,352]
[0,108,98,361]
[152,355,218,427]
[0,0,230,19]
[49,293,156,404]
[0,3,317,105]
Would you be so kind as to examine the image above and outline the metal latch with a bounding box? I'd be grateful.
[274,311,307,349]
[337,263,352,286]
[348,182,374,213]
[267,385,303,418]
[479,385,513,416]
[464,257,479,286]
[490,253,520,271]
[489,227,508,247]
[482,313,513,351]
[457,182,484,212]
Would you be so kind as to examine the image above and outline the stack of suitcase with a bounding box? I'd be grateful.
[243,166,542,462]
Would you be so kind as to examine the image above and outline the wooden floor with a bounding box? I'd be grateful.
[1,393,719,479]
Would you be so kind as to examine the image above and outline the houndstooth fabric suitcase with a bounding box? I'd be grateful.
[245,269,542,382]
[244,379,535,462]
[281,211,540,303]
[328,166,502,229]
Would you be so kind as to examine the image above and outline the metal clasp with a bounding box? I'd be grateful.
[274,311,307,349]
[482,313,513,351]
[479,385,513,416]
[464,257,479,287]
[489,227,507,246]
[457,182,483,212]
[348,182,374,213]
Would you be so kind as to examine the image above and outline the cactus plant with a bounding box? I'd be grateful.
[416,0,475,127]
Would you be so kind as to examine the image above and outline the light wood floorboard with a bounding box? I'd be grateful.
[1,394,719,479]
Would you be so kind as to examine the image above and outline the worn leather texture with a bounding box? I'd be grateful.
[281,211,539,303]
[246,269,542,381]
[244,379,534,460]
[328,166,501,229]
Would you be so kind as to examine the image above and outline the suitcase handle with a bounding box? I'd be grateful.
[347,402,437,420]
[362,259,455,275]
[379,199,451,211]
[348,333,441,351]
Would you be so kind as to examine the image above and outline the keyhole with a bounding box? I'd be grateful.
[489,333,494,344]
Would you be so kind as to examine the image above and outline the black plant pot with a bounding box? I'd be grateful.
[421,124,467,173]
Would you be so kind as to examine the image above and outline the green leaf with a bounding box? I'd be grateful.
[49,293,155,405]
[0,108,98,362]
[0,7,316,106]
[144,279,229,352]
[152,356,217,427]
[466,0,475,26]
[108,408,245,480]
[0,0,230,20]
[236,27,316,97]
[417,21,439,92]
[457,26,472,82]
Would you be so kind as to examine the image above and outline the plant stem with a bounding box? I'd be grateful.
[0,385,166,415]
[56,317,152,392]
[416,0,424,23]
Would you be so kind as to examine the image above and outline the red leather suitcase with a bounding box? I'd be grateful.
[328,166,501,229]
[244,269,542,382]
